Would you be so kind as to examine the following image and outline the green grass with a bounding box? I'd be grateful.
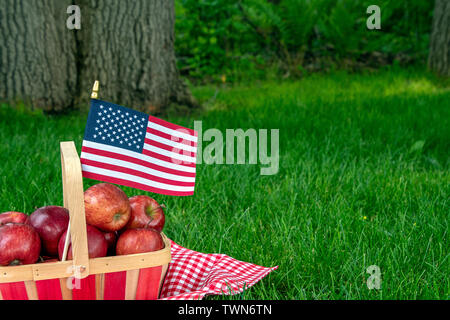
[0,67,448,299]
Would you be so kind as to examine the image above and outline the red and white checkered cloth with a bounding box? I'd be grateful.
[159,240,278,300]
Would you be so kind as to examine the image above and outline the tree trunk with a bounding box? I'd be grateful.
[75,0,196,113]
[428,0,450,77]
[0,1,76,112]
[0,0,196,113]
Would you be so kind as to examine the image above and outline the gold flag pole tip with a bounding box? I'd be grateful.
[91,80,99,99]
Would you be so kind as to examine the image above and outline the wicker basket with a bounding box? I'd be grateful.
[0,141,171,300]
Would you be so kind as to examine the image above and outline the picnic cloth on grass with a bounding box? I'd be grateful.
[159,240,278,300]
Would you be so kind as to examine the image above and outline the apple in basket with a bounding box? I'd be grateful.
[58,224,108,260]
[27,206,69,256]
[84,183,131,232]
[0,211,29,226]
[39,256,59,263]
[116,228,164,255]
[125,195,165,232]
[103,231,118,256]
[0,223,41,266]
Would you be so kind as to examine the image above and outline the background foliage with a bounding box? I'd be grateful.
[175,0,434,83]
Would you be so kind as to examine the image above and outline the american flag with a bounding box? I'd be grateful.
[80,99,197,196]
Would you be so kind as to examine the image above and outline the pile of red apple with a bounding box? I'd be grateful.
[0,183,166,266]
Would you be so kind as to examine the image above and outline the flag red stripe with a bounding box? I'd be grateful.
[82,171,195,196]
[144,138,196,158]
[141,148,196,167]
[81,146,196,177]
[81,158,196,187]
[149,115,197,137]
[146,127,198,147]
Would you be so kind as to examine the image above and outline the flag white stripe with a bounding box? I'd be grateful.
[145,132,197,153]
[82,165,195,192]
[143,143,196,163]
[82,140,196,173]
[81,152,196,183]
[147,121,198,143]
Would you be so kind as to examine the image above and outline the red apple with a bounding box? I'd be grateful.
[116,228,164,255]
[0,223,41,266]
[103,231,118,256]
[0,211,29,226]
[126,195,165,232]
[27,206,69,256]
[84,183,131,232]
[58,224,108,260]
[40,257,59,263]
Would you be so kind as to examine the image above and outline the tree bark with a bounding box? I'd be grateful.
[0,0,196,113]
[428,0,450,77]
[0,1,76,112]
[75,0,196,113]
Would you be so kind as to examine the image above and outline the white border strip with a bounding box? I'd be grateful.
[143,144,196,164]
[147,121,198,143]
[146,132,197,153]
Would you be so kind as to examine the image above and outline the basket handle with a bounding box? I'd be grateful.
[60,141,90,279]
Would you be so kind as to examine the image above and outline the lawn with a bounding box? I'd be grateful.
[0,67,448,299]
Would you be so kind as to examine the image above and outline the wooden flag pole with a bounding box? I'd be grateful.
[61,80,100,262]
[61,224,71,261]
